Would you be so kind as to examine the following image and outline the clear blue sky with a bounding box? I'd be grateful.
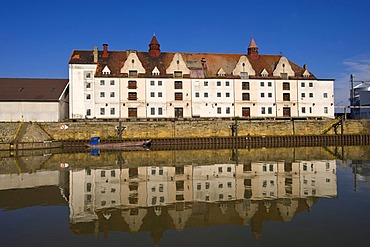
[1,0,370,105]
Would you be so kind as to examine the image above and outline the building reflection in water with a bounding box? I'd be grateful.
[68,157,337,241]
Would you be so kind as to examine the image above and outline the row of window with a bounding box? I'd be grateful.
[88,91,328,101]
[86,80,317,92]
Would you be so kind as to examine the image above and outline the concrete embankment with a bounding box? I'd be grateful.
[0,119,369,150]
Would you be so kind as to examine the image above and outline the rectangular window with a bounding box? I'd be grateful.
[100,80,105,86]
[302,107,306,113]
[283,93,290,101]
[217,81,221,86]
[309,82,313,87]
[217,107,221,114]
[158,92,162,97]
[175,92,183,100]
[268,92,272,98]
[204,81,208,86]
[174,81,182,89]
[110,108,115,115]
[128,108,137,117]
[86,82,91,89]
[324,107,328,114]
[158,81,162,86]
[195,92,200,97]
[281,73,288,79]
[226,107,230,114]
[242,93,250,101]
[150,92,155,97]
[323,93,328,98]
[283,82,290,90]
[100,92,105,97]
[86,109,91,116]
[301,82,305,87]
[128,92,137,100]
[242,82,250,90]
[225,81,230,86]
[309,93,314,98]
[268,82,272,87]
[217,92,221,97]
[128,80,137,89]
[85,72,92,79]
[158,108,163,115]
[129,70,138,77]
[226,92,230,97]
[204,92,208,97]
[150,80,155,86]
[268,107,272,114]
[100,108,105,115]
[151,107,155,115]
[261,92,265,98]
[261,107,266,114]
[86,94,91,100]
[174,71,182,78]
[260,81,265,87]
[301,93,305,98]
[110,92,115,97]
[309,107,312,113]
[110,80,115,85]
[240,72,248,79]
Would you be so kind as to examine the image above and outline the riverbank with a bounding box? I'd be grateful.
[0,119,369,150]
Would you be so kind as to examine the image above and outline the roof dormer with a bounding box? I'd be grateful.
[217,68,226,77]
[261,68,269,77]
[303,70,310,78]
[152,66,160,76]
[102,65,111,75]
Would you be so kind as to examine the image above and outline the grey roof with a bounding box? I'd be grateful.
[0,78,69,101]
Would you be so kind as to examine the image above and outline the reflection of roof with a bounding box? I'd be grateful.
[70,198,315,239]
[0,78,68,101]
[0,186,68,210]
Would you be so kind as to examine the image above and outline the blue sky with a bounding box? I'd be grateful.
[1,0,370,105]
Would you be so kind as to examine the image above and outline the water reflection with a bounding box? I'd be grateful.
[68,159,336,240]
[2,146,370,246]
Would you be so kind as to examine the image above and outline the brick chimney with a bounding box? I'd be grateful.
[102,44,108,58]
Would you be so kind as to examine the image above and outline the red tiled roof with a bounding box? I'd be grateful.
[69,48,316,79]
[0,78,69,101]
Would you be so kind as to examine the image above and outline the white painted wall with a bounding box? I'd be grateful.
[0,102,62,122]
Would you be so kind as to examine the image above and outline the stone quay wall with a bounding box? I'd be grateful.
[1,119,369,143]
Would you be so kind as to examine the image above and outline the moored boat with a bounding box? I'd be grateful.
[85,136,151,150]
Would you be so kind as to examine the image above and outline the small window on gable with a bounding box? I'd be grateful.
[240,72,248,79]
[281,73,288,79]
[174,71,182,78]
[129,70,138,77]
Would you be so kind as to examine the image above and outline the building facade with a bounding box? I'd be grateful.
[69,37,334,120]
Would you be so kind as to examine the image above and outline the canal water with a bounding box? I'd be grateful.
[0,146,370,247]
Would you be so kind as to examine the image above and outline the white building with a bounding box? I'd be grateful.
[69,36,334,120]
[351,81,370,118]
[0,78,69,122]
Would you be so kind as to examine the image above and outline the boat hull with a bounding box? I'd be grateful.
[85,140,151,150]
